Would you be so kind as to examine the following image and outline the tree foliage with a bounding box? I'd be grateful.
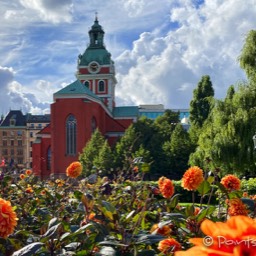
[79,128,105,176]
[189,75,215,128]
[239,30,256,82]
[189,81,256,176]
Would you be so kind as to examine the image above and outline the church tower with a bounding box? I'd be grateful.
[76,14,117,111]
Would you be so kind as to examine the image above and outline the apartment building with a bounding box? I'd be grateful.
[0,110,50,170]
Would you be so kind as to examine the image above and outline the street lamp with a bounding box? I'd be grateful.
[253,133,256,149]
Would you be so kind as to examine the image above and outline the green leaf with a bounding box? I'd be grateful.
[101,201,117,221]
[207,176,215,184]
[41,223,62,239]
[98,241,128,247]
[197,180,211,196]
[138,250,156,256]
[185,204,194,217]
[169,193,180,209]
[135,234,165,245]
[96,246,117,256]
[65,242,81,251]
[12,242,44,256]
[228,190,243,199]
[73,190,83,200]
[125,210,135,221]
[196,206,215,222]
[48,217,58,229]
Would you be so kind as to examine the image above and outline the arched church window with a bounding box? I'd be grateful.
[47,146,51,170]
[91,117,97,133]
[98,80,105,92]
[66,114,77,155]
[84,81,89,88]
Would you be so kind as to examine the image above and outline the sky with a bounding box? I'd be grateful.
[0,0,255,115]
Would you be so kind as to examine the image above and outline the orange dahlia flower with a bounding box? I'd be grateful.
[175,215,256,256]
[25,186,33,193]
[181,166,204,191]
[227,198,249,216]
[158,176,175,199]
[0,198,18,238]
[158,238,181,254]
[25,169,32,175]
[220,174,241,191]
[66,161,82,178]
[20,174,25,179]
[150,223,172,236]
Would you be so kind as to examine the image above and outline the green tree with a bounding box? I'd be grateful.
[239,30,256,82]
[189,75,215,145]
[163,124,193,179]
[79,128,105,176]
[189,82,256,176]
[154,109,180,141]
[93,140,113,176]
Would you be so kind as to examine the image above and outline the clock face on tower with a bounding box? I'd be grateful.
[88,61,100,73]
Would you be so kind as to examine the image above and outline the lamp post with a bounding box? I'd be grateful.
[253,133,256,149]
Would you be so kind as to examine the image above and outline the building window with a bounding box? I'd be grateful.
[30,132,33,138]
[11,149,14,156]
[3,140,7,146]
[30,124,34,128]
[17,149,23,156]
[17,130,22,136]
[47,147,51,170]
[84,81,89,88]
[30,151,32,157]
[10,118,16,126]
[18,140,22,146]
[2,149,8,155]
[98,80,105,92]
[66,114,77,155]
[10,140,14,146]
[17,158,23,164]
[2,131,7,136]
[30,141,33,147]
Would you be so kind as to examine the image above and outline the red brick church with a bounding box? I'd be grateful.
[32,16,165,179]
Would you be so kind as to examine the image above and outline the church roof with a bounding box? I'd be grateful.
[113,106,139,118]
[54,80,100,101]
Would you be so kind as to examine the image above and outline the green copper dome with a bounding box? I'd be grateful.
[78,16,113,66]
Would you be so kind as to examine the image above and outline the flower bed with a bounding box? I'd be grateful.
[0,164,255,255]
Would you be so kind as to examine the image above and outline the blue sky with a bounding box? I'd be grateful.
[0,0,255,114]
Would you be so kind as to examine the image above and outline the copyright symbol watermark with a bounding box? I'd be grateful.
[203,236,214,246]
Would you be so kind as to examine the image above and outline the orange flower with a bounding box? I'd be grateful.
[243,192,249,198]
[151,224,172,236]
[158,176,175,199]
[66,161,82,178]
[133,166,139,173]
[0,198,18,238]
[175,215,256,256]
[158,238,181,254]
[55,179,65,187]
[20,174,25,179]
[25,169,32,175]
[220,174,241,191]
[25,186,33,193]
[40,189,46,195]
[194,207,201,216]
[181,166,204,191]
[227,198,249,216]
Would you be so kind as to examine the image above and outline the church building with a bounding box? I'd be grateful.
[32,16,165,179]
